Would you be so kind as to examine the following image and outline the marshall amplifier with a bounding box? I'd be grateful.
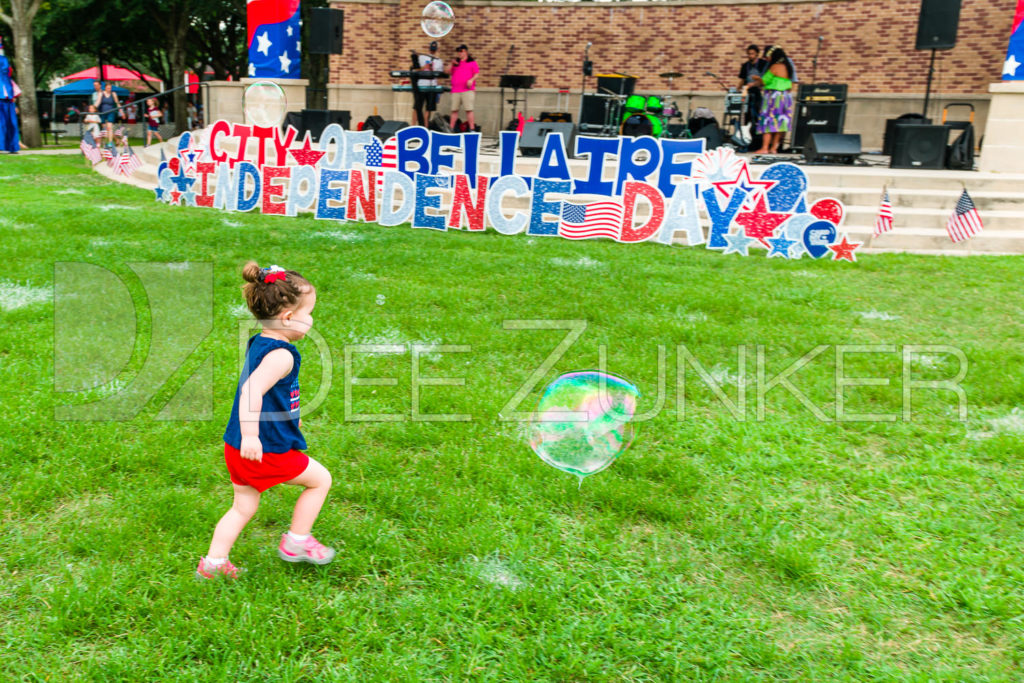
[792,102,846,151]
[797,83,848,102]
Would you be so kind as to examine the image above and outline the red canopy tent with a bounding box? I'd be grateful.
[63,66,163,89]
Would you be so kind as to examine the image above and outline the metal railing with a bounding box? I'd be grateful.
[71,80,212,140]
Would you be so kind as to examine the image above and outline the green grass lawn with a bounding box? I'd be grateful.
[1,154,1023,681]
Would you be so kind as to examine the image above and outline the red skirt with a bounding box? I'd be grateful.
[224,443,310,492]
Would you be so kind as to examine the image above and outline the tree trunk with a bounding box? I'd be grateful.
[2,0,42,148]
[170,41,187,135]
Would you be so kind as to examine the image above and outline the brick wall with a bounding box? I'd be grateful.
[329,0,1015,95]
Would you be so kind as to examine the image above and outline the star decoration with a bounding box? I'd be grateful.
[154,186,165,201]
[733,195,793,247]
[257,32,272,56]
[248,62,256,77]
[287,25,293,37]
[723,227,757,256]
[169,190,182,205]
[170,165,196,195]
[1004,54,1021,77]
[828,235,862,262]
[766,234,798,259]
[181,189,198,207]
[289,133,326,166]
[279,52,292,74]
[711,163,778,205]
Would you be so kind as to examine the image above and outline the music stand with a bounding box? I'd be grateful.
[500,74,536,130]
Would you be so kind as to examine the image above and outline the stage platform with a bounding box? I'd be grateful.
[97,130,1024,256]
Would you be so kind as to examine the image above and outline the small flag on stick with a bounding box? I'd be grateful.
[946,188,984,243]
[874,187,894,236]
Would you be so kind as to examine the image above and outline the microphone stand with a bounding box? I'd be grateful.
[812,36,824,84]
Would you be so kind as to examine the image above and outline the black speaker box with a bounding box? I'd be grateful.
[329,110,351,130]
[804,133,862,165]
[301,109,331,142]
[308,8,344,55]
[375,120,408,141]
[519,121,576,158]
[793,102,846,150]
[283,111,303,134]
[578,94,611,131]
[890,124,948,169]
[691,122,723,150]
[883,114,931,155]
[915,0,961,51]
[539,111,572,123]
[362,115,384,133]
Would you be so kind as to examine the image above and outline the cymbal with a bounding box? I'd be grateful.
[659,71,684,79]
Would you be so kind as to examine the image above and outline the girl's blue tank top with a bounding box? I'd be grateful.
[223,334,306,453]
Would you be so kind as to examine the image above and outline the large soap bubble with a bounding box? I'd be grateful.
[243,80,287,128]
[529,371,640,484]
[421,1,454,38]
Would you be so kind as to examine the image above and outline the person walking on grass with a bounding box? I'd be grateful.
[197,262,336,580]
[145,99,163,147]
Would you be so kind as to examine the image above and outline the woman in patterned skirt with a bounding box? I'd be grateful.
[746,45,793,154]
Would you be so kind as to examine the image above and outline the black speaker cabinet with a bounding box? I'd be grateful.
[362,115,384,133]
[308,8,344,55]
[883,115,932,155]
[804,133,862,165]
[375,120,408,141]
[301,109,331,141]
[691,122,723,150]
[520,121,576,157]
[539,111,572,123]
[793,102,846,150]
[578,94,612,131]
[915,0,961,51]
[890,124,948,169]
[329,110,351,131]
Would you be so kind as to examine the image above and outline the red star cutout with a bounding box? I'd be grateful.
[169,191,182,205]
[289,133,326,166]
[828,235,861,262]
[733,195,792,247]
[711,163,778,204]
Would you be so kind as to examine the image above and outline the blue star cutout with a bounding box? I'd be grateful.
[766,234,797,259]
[154,186,165,201]
[170,166,196,193]
[181,189,197,207]
[723,227,757,256]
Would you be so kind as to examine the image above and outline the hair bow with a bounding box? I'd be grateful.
[261,265,287,284]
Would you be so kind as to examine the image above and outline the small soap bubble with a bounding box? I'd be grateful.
[376,294,386,306]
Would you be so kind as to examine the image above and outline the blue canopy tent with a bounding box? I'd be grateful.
[53,79,130,97]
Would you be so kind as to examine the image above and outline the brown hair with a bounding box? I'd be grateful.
[241,261,313,320]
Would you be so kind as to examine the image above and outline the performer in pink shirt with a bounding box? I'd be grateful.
[447,44,479,133]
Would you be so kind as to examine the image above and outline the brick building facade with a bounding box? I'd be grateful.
[325,0,1016,143]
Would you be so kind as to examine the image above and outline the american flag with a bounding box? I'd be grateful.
[100,146,115,164]
[365,135,398,190]
[115,146,142,176]
[946,189,984,243]
[558,200,625,240]
[80,132,101,164]
[874,188,894,236]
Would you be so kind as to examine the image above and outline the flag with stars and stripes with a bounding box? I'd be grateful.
[874,188,894,236]
[115,146,143,177]
[946,189,984,243]
[80,131,101,164]
[365,135,399,190]
[100,146,114,164]
[1003,0,1023,81]
[247,0,302,78]
[558,200,625,240]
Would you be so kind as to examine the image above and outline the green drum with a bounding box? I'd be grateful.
[645,95,663,114]
[624,94,646,114]
[620,112,664,138]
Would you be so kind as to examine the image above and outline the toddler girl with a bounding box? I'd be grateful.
[197,262,335,579]
[83,105,101,139]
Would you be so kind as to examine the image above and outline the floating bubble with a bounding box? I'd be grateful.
[243,80,287,128]
[421,1,454,38]
[375,294,386,306]
[529,371,639,485]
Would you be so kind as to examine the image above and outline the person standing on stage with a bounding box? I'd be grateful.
[746,45,794,155]
[412,41,443,128]
[447,44,478,133]
[738,44,766,152]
